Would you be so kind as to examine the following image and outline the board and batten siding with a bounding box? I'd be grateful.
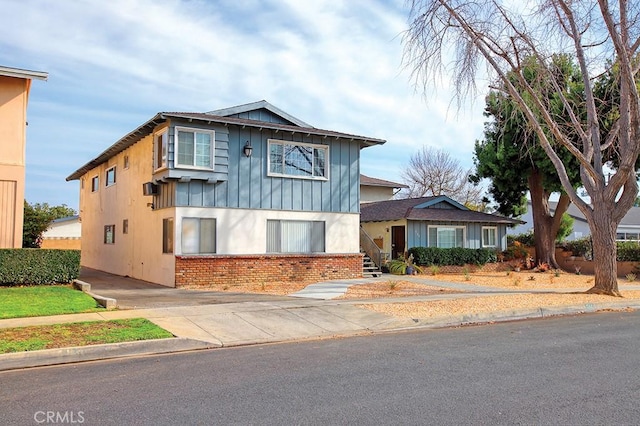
[169,124,360,214]
[224,108,295,125]
[407,221,509,250]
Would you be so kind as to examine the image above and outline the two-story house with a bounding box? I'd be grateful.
[0,65,47,248]
[67,100,385,287]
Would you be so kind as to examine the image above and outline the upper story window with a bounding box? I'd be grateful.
[175,127,214,169]
[91,176,99,192]
[268,139,328,180]
[105,166,116,186]
[154,129,168,170]
[123,155,130,169]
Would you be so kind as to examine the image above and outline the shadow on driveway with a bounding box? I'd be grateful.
[79,267,294,309]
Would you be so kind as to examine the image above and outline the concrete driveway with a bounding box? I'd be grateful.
[79,267,293,309]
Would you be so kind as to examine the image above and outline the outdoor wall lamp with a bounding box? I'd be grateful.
[243,141,253,157]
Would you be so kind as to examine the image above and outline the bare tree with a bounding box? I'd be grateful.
[401,146,485,209]
[403,0,640,296]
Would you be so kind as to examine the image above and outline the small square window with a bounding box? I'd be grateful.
[91,176,99,192]
[123,219,129,234]
[104,225,115,244]
[106,166,116,186]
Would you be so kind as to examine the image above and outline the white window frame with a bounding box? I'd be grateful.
[181,217,216,254]
[154,129,168,171]
[428,226,466,249]
[267,139,329,180]
[482,226,498,248]
[175,126,215,170]
[105,166,116,187]
[91,176,99,192]
[266,220,325,253]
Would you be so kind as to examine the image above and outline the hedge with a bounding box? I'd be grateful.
[408,247,498,266]
[0,249,81,285]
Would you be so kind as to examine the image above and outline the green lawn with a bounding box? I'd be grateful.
[0,318,174,353]
[0,285,103,319]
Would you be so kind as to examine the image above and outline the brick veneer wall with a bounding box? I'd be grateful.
[175,253,363,288]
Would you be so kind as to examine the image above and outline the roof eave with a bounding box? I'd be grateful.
[66,113,165,181]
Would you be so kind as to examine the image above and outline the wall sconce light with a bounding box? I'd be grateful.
[243,141,253,157]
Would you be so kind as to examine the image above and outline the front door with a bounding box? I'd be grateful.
[391,226,405,259]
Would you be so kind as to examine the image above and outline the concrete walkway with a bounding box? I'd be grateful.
[2,270,640,372]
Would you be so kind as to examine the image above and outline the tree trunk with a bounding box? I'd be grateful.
[528,170,569,269]
[586,207,621,297]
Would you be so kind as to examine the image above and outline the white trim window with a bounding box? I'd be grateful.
[482,226,498,248]
[268,139,328,179]
[266,220,325,253]
[181,217,216,254]
[91,176,99,192]
[428,226,465,248]
[105,166,116,186]
[154,129,168,170]
[175,127,215,169]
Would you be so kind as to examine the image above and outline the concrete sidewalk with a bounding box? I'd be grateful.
[2,273,640,372]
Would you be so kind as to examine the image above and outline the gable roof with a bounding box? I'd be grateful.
[361,196,520,225]
[360,174,408,189]
[546,200,640,227]
[207,100,311,127]
[67,102,386,181]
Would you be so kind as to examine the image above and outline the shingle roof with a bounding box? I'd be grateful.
[361,196,521,225]
[360,174,408,189]
[67,109,386,181]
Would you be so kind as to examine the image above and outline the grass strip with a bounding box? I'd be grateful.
[0,285,103,319]
[0,318,174,353]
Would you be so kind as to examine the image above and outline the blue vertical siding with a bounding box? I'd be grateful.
[408,220,509,250]
[170,121,360,213]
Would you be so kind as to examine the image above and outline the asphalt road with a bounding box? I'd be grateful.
[3,311,640,425]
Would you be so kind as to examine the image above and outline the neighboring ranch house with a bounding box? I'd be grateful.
[360,196,520,261]
[41,215,81,250]
[359,174,407,203]
[67,100,385,287]
[0,65,47,248]
[509,200,640,242]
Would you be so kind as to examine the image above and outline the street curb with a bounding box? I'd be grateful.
[2,300,638,372]
[0,338,219,372]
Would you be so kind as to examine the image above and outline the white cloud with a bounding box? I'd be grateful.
[0,0,488,208]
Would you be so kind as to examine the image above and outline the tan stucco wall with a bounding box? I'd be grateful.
[40,238,81,250]
[361,220,406,258]
[78,131,176,287]
[0,76,29,248]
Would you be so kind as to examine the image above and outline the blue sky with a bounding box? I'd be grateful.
[2,0,487,211]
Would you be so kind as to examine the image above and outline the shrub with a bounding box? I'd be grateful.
[502,244,529,261]
[0,249,80,285]
[617,242,640,262]
[507,232,535,247]
[563,237,592,259]
[408,247,497,267]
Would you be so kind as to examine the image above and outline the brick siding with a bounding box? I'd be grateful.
[175,253,363,288]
